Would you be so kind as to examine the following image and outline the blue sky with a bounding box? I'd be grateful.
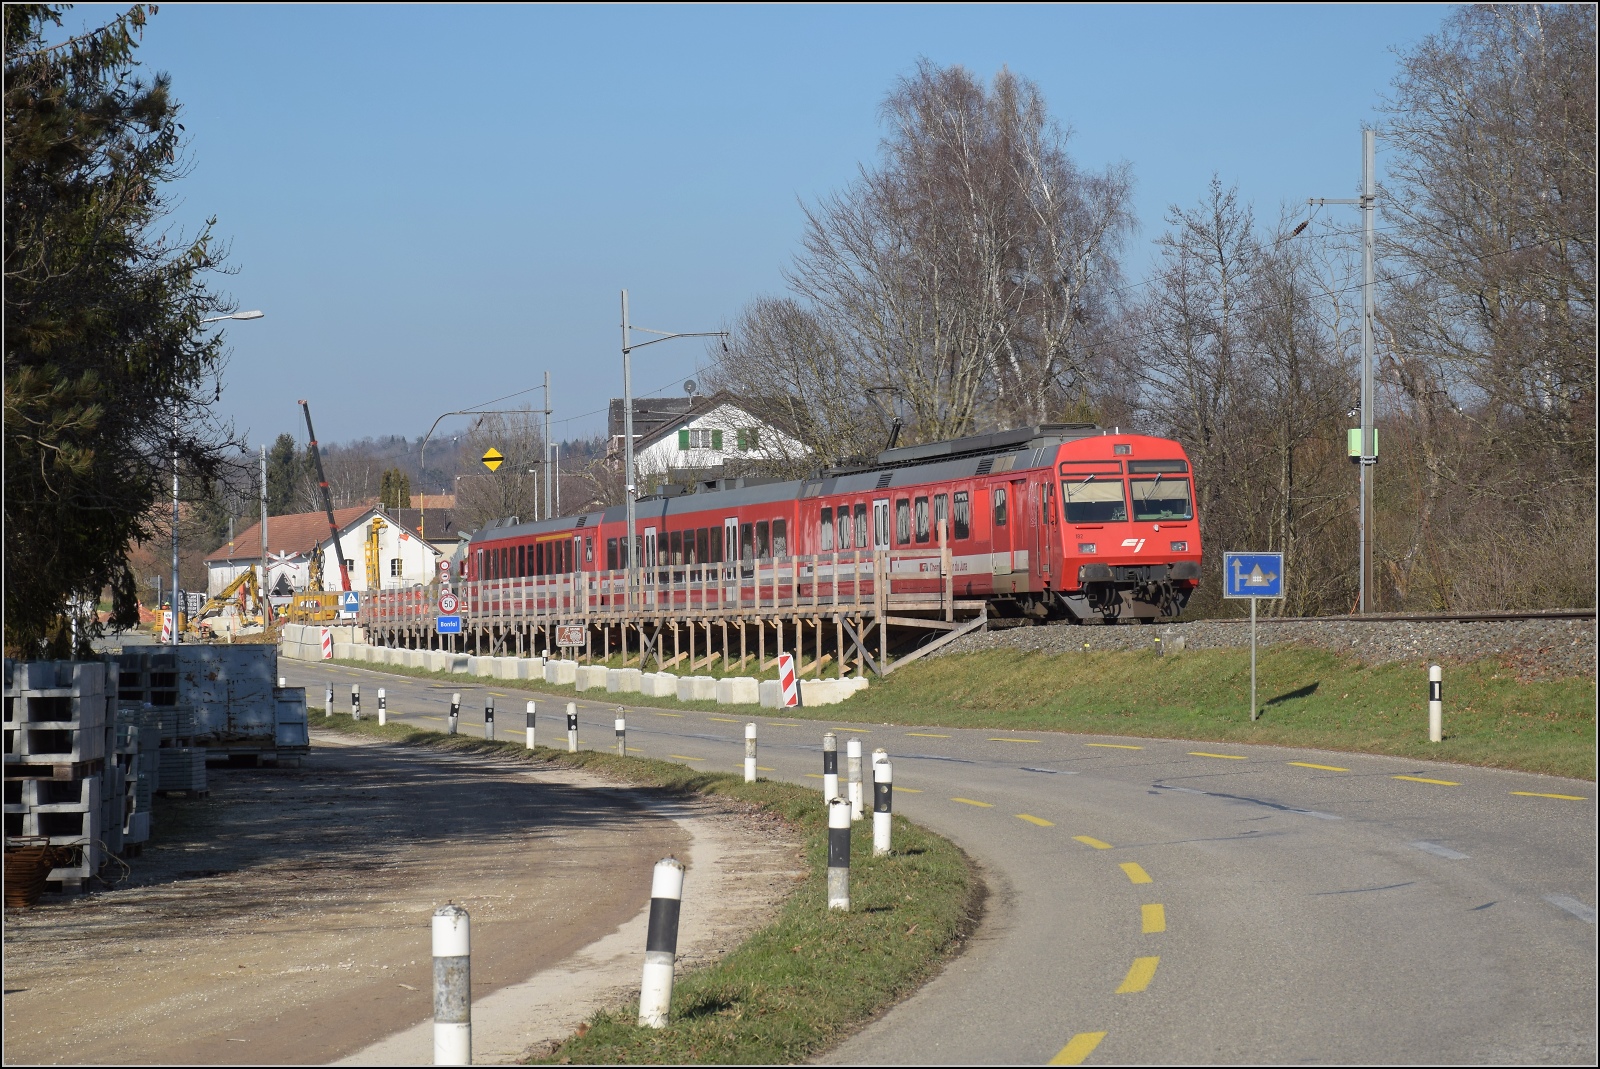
[94,4,1447,448]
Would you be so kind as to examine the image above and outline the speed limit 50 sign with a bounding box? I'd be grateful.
[439,592,458,614]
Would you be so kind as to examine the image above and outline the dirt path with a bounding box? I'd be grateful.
[3,731,801,1065]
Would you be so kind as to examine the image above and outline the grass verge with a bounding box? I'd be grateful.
[314,713,980,1064]
[327,646,1594,779]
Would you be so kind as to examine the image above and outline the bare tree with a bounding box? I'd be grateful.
[454,409,546,533]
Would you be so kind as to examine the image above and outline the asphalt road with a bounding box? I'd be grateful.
[282,660,1597,1065]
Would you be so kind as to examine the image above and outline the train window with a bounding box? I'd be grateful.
[500,548,509,578]
[854,502,869,548]
[914,497,930,543]
[710,526,723,563]
[1061,460,1124,474]
[993,487,1008,527]
[695,528,708,565]
[657,536,669,567]
[838,506,853,550]
[755,520,770,559]
[670,530,683,566]
[773,518,787,558]
[585,536,594,564]
[1128,460,1188,474]
[953,491,970,539]
[741,523,754,562]
[535,543,544,575]
[607,538,618,570]
[895,499,911,545]
[820,507,834,552]
[517,545,526,576]
[1130,477,1193,521]
[934,494,948,540]
[1062,476,1128,523]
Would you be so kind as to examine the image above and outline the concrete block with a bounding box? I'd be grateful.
[716,677,760,705]
[677,676,716,702]
[574,665,608,691]
[500,657,526,680]
[332,642,356,661]
[800,679,852,706]
[446,654,471,674]
[546,660,577,685]
[517,657,545,681]
[606,668,642,693]
[759,679,784,708]
[464,656,482,676]
[639,672,673,698]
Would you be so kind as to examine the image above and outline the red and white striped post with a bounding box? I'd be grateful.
[778,652,799,708]
[321,628,333,660]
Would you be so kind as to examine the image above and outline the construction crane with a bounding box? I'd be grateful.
[298,400,353,592]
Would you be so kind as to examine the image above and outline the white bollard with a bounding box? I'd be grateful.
[432,903,471,1065]
[484,695,495,742]
[872,750,892,857]
[378,687,387,726]
[448,692,460,736]
[567,702,578,752]
[615,710,626,756]
[744,723,757,782]
[278,675,286,687]
[525,701,536,749]
[351,684,361,720]
[822,732,838,801]
[325,683,333,718]
[638,857,685,1029]
[1429,664,1443,743]
[827,796,851,911]
[847,737,863,821]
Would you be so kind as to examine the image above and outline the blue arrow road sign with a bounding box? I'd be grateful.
[436,615,462,634]
[1224,552,1284,598]
[338,591,361,614]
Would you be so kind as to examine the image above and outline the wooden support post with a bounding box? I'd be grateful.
[758,617,765,671]
[688,617,695,668]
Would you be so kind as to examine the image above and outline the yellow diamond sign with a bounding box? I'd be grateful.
[481,447,504,472]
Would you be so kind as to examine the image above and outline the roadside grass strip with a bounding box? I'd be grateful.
[314,713,978,1064]
[1049,1032,1108,1065]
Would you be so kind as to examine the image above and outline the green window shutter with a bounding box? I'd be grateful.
[748,427,760,448]
[736,429,747,451]
[678,428,690,451]
[711,429,722,451]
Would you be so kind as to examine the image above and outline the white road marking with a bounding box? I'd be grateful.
[1543,895,1596,923]
[1409,841,1469,860]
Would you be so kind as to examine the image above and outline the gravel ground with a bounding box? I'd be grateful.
[943,615,1596,679]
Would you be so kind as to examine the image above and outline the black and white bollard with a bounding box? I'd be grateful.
[432,903,471,1065]
[448,692,460,736]
[525,701,536,749]
[827,795,851,911]
[615,710,626,755]
[378,687,387,726]
[872,750,892,857]
[352,684,361,720]
[278,675,287,687]
[324,683,333,718]
[484,696,495,741]
[638,857,685,1029]
[744,723,757,783]
[566,702,579,752]
[1428,664,1443,743]
[847,737,864,821]
[822,732,838,801]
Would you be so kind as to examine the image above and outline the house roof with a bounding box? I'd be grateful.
[625,392,807,453]
[384,508,460,542]
[203,506,423,563]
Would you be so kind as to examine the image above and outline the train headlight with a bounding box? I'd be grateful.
[1078,543,1096,554]
[1170,541,1188,552]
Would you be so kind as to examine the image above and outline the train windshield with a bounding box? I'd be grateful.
[1130,477,1193,521]
[1062,478,1127,523]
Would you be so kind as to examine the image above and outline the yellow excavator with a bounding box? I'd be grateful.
[187,569,269,638]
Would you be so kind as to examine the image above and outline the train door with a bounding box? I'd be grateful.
[1033,480,1056,587]
[644,527,657,586]
[872,499,890,551]
[990,484,1012,580]
[724,518,738,582]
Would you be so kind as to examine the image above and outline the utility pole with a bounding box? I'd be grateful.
[260,444,271,622]
[1309,128,1378,613]
[543,370,553,520]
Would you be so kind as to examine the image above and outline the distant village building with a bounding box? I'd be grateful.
[607,393,809,483]
[204,505,444,597]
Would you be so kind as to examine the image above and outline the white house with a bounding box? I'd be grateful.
[204,505,442,597]
[608,393,810,482]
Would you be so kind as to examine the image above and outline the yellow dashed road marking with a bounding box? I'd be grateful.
[951,797,993,808]
[654,712,684,718]
[1141,903,1166,933]
[1394,774,1459,786]
[1189,751,1246,760]
[1017,813,1055,827]
[1511,791,1586,801]
[988,737,1040,743]
[907,732,952,738]
[669,754,703,762]
[804,773,825,779]
[708,716,743,723]
[1086,742,1142,750]
[894,787,923,793]
[836,727,871,733]
[1116,956,1160,993]
[1048,1032,1107,1066]
[1073,835,1113,850]
[1289,761,1349,772]
[1120,862,1152,884]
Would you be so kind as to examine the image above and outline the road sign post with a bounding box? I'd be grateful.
[1223,552,1285,722]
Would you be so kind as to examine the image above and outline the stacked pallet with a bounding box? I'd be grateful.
[3,660,114,892]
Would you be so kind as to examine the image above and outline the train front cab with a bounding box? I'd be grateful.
[1054,437,1201,623]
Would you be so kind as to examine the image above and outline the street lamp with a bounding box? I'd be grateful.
[418,405,549,543]
[619,290,729,599]
[171,310,265,645]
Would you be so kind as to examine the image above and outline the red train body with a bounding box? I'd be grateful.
[463,424,1201,624]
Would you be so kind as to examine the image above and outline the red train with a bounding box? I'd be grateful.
[465,424,1201,623]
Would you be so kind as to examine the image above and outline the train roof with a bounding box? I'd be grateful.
[467,425,1182,544]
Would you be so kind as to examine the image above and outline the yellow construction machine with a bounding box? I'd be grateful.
[187,569,269,638]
